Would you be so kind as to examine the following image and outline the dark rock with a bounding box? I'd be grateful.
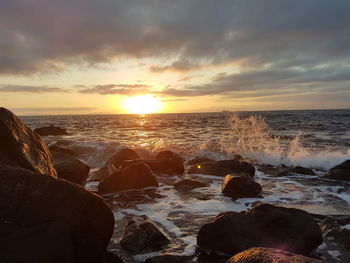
[121,158,184,175]
[188,160,255,177]
[49,144,75,156]
[0,166,114,263]
[222,174,262,199]
[144,254,193,263]
[278,166,315,177]
[105,148,140,168]
[34,125,68,136]
[173,178,208,191]
[98,162,158,194]
[120,219,170,253]
[227,247,323,263]
[0,107,57,177]
[52,152,90,185]
[156,150,183,162]
[88,164,118,182]
[197,203,322,257]
[102,251,125,263]
[321,219,350,249]
[324,160,350,181]
[188,157,214,166]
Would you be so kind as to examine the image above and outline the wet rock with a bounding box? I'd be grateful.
[174,178,208,191]
[106,148,140,168]
[98,162,158,194]
[121,158,184,175]
[34,125,68,136]
[52,152,90,185]
[321,219,350,249]
[222,174,262,199]
[88,164,118,182]
[102,251,125,263]
[49,144,76,156]
[197,203,322,257]
[156,150,183,162]
[0,107,57,177]
[0,166,114,263]
[227,247,323,263]
[324,160,350,181]
[144,254,193,263]
[188,157,214,165]
[120,219,170,253]
[188,160,255,177]
[278,166,316,177]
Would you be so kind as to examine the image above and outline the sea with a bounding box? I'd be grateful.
[21,109,350,262]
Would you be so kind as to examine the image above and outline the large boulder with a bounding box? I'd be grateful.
[120,219,170,252]
[324,160,350,181]
[52,152,91,185]
[155,150,185,174]
[155,150,183,162]
[105,148,139,168]
[197,203,322,258]
[222,174,262,199]
[0,107,57,177]
[188,160,255,177]
[0,166,114,263]
[121,158,184,175]
[88,164,117,182]
[98,161,158,194]
[34,125,68,136]
[227,247,323,263]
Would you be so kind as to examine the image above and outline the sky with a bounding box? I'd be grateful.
[1,0,350,115]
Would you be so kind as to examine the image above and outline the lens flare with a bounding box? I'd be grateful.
[123,94,161,114]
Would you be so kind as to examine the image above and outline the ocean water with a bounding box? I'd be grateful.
[21,109,350,262]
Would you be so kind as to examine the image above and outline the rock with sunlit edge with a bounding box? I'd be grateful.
[222,173,262,199]
[227,247,323,263]
[197,203,322,259]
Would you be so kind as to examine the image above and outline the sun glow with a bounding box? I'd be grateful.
[122,95,162,114]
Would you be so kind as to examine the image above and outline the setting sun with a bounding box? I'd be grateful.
[122,94,162,114]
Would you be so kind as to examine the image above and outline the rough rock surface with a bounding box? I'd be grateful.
[227,247,323,263]
[34,125,68,136]
[98,161,158,194]
[324,160,350,181]
[52,152,91,185]
[174,178,208,191]
[222,174,262,199]
[188,160,255,177]
[0,166,114,263]
[0,107,57,177]
[197,203,322,257]
[120,219,170,252]
[105,148,140,168]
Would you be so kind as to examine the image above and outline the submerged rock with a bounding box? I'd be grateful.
[105,148,140,168]
[324,160,350,181]
[188,159,255,177]
[0,107,57,177]
[144,254,193,263]
[222,174,262,199]
[278,166,316,177]
[121,158,184,175]
[49,143,76,156]
[173,178,208,191]
[120,219,170,252]
[52,152,90,185]
[0,166,114,263]
[34,125,68,136]
[98,161,158,194]
[227,247,323,263]
[197,203,322,258]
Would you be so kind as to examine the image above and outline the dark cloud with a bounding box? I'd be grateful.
[1,0,350,77]
[0,85,68,93]
[78,84,151,95]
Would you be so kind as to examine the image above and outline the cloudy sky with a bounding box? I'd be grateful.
[1,0,350,115]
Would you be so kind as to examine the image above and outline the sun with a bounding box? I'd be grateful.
[122,94,162,114]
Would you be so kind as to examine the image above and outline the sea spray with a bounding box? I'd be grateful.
[221,114,349,170]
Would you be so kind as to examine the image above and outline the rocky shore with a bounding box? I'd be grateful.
[0,107,349,263]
